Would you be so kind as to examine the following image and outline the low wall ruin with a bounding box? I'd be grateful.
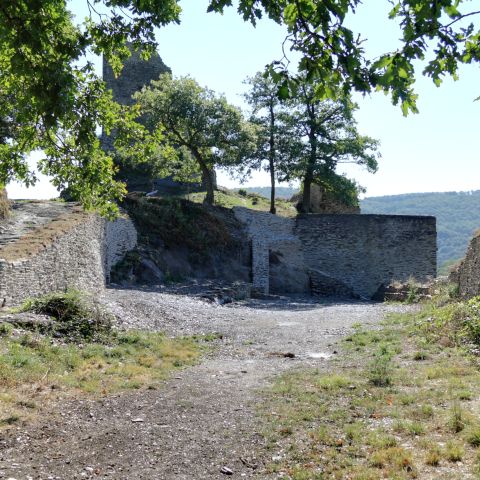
[449,232,480,298]
[234,208,437,299]
[0,206,137,306]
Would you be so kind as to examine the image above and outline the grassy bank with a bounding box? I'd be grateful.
[260,291,480,479]
[172,189,297,217]
[0,292,205,429]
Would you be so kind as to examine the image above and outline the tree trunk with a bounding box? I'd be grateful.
[202,169,215,205]
[268,104,276,215]
[301,104,317,214]
[191,148,215,205]
[302,172,313,213]
[0,187,10,219]
[269,163,276,215]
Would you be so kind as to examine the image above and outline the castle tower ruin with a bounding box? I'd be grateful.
[101,47,171,191]
[102,47,216,193]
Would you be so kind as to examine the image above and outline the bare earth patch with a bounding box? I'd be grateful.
[0,289,412,479]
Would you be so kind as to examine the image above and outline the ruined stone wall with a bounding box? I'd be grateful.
[103,48,171,107]
[449,232,480,298]
[295,214,437,299]
[105,215,138,281]
[233,208,437,298]
[233,208,307,294]
[0,213,137,306]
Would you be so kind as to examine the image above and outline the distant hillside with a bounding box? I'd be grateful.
[361,191,480,268]
[243,186,298,200]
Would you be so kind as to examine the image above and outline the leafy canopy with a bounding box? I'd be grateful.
[134,73,257,204]
[210,0,480,114]
[280,79,380,212]
[2,0,479,213]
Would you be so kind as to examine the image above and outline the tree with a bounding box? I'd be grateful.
[282,81,380,213]
[134,73,257,205]
[211,1,480,114]
[2,0,478,212]
[243,72,294,214]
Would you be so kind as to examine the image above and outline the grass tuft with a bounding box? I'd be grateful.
[445,441,464,462]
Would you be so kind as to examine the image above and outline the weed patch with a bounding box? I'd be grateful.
[17,290,113,342]
[259,294,480,478]
[0,314,206,429]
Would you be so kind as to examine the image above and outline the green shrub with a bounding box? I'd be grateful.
[0,322,13,336]
[463,296,480,345]
[467,428,480,447]
[368,349,393,387]
[19,290,113,342]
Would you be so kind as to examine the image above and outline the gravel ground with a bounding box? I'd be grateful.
[0,287,413,480]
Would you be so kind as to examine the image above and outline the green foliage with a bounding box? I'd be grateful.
[279,79,380,212]
[211,1,480,115]
[0,323,13,337]
[466,428,480,447]
[415,295,480,348]
[4,0,479,215]
[316,173,365,209]
[18,290,113,342]
[368,347,394,387]
[134,74,257,205]
[361,190,480,266]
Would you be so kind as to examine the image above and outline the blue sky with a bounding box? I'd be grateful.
[8,0,480,199]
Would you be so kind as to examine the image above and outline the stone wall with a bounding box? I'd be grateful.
[0,212,137,306]
[102,47,171,107]
[296,214,436,299]
[449,232,480,298]
[233,208,308,294]
[104,215,138,281]
[233,208,437,299]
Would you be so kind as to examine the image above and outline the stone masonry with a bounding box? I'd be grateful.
[233,208,307,295]
[0,205,137,306]
[234,207,437,299]
[450,232,480,298]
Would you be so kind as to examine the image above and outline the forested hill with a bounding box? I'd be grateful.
[244,186,298,199]
[361,191,480,267]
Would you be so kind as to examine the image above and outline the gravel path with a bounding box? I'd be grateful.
[0,288,412,480]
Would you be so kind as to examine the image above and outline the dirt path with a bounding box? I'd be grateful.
[0,289,411,480]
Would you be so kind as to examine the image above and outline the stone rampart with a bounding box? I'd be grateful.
[233,208,437,299]
[0,210,137,306]
[449,232,480,298]
[233,208,305,294]
[296,214,436,299]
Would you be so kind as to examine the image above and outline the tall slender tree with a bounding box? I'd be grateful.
[243,73,293,214]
